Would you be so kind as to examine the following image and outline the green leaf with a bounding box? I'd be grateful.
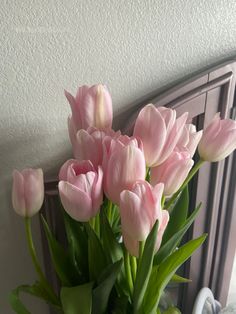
[9,282,60,314]
[163,186,189,244]
[86,222,108,282]
[41,215,78,286]
[144,234,207,313]
[154,203,201,265]
[133,220,159,314]
[9,287,31,314]
[163,306,181,314]
[63,210,88,280]
[170,274,191,283]
[92,259,123,314]
[101,210,123,263]
[61,282,93,314]
[101,211,129,297]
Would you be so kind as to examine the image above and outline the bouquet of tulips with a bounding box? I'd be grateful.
[10,84,236,314]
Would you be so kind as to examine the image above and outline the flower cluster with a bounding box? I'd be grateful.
[11,84,236,314]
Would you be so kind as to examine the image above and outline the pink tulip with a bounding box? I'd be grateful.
[198,114,236,162]
[150,151,194,196]
[59,160,103,221]
[133,104,188,167]
[12,168,44,217]
[104,139,146,204]
[177,124,203,157]
[102,134,143,170]
[65,84,113,135]
[120,181,169,257]
[73,127,119,169]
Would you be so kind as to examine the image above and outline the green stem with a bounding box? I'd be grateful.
[89,216,95,229]
[166,159,205,209]
[107,200,113,224]
[146,167,150,182]
[25,217,60,306]
[94,213,100,237]
[124,250,134,296]
[130,256,137,283]
[138,241,145,269]
[161,195,165,208]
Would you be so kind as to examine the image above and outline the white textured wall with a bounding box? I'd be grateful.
[1,0,236,312]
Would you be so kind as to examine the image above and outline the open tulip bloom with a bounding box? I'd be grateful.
[10,84,236,314]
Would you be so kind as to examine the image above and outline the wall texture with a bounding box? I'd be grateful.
[1,0,236,312]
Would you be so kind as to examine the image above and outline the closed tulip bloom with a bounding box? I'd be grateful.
[65,84,113,134]
[198,114,236,162]
[133,104,188,167]
[102,134,142,171]
[151,151,194,196]
[59,160,103,221]
[74,127,119,169]
[104,140,146,204]
[12,168,44,217]
[120,181,169,257]
[177,124,203,157]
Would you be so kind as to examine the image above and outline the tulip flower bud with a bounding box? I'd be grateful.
[177,124,203,157]
[12,168,44,217]
[104,139,146,204]
[198,114,236,162]
[65,84,113,136]
[134,104,188,167]
[74,127,119,169]
[150,151,194,196]
[120,181,169,257]
[59,160,103,221]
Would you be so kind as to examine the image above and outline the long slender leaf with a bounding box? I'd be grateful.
[101,210,123,263]
[61,282,93,314]
[171,274,191,283]
[154,203,201,265]
[143,234,207,313]
[92,259,123,314]
[163,186,189,244]
[63,210,88,280]
[133,221,159,314]
[9,286,31,314]
[101,211,129,297]
[86,222,108,282]
[41,215,78,286]
[9,282,61,314]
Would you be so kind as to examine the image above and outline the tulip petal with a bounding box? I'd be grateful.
[12,170,26,216]
[59,181,93,221]
[23,169,44,217]
[155,210,169,253]
[65,90,82,129]
[59,159,76,181]
[158,112,188,165]
[122,231,139,257]
[120,190,151,241]
[134,104,167,166]
[91,166,103,212]
[104,144,146,204]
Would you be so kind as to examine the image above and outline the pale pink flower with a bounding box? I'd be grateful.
[134,104,188,167]
[198,114,236,162]
[151,151,194,196]
[65,84,113,142]
[177,124,203,157]
[59,160,103,221]
[120,181,169,257]
[12,168,44,217]
[104,139,146,204]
